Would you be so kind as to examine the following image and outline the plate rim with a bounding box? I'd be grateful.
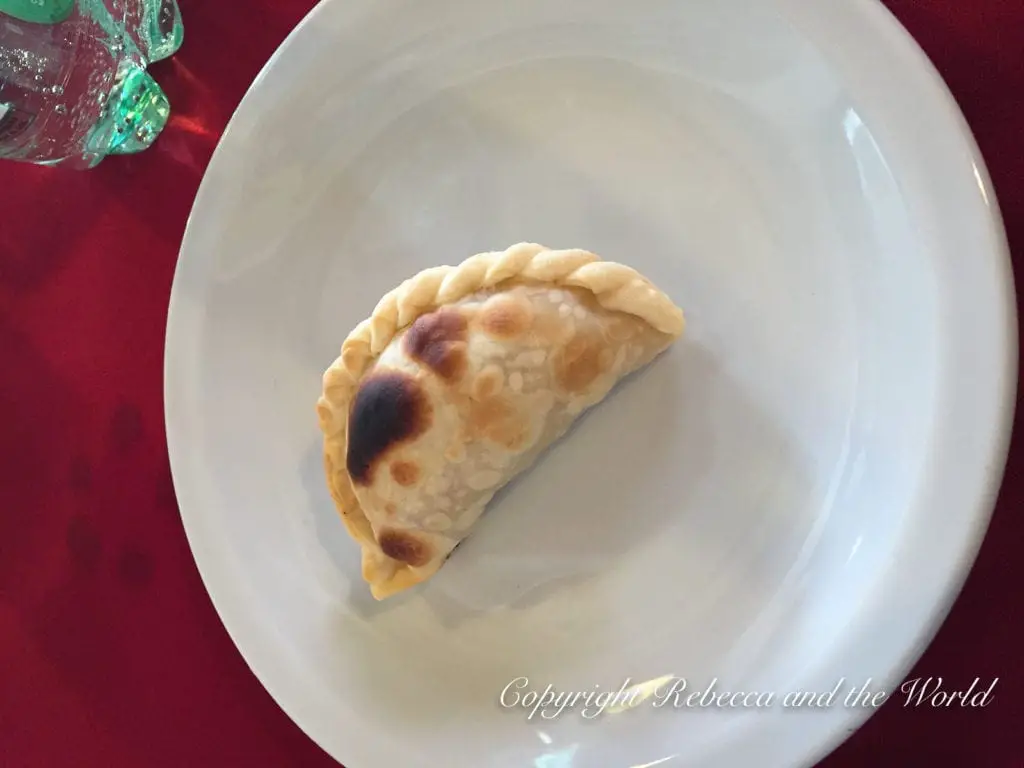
[164,0,1018,765]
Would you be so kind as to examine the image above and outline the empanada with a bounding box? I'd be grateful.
[316,243,684,600]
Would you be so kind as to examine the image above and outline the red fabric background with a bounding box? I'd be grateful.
[0,1,1021,766]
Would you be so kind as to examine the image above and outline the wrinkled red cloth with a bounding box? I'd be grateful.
[0,1,1020,766]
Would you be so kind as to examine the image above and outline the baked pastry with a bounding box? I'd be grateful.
[316,243,684,599]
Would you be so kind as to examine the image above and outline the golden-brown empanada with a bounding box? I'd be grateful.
[316,243,684,599]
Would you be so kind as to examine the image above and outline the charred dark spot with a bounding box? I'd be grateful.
[347,372,432,485]
[378,528,432,567]
[403,308,468,382]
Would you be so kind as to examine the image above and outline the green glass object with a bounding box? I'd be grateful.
[0,0,183,168]
[87,60,169,159]
[139,0,183,62]
[0,0,75,25]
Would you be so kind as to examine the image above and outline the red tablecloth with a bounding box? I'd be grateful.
[1,1,1021,766]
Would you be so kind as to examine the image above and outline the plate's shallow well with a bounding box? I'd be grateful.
[165,0,1016,766]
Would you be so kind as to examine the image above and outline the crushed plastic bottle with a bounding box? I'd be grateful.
[0,0,182,168]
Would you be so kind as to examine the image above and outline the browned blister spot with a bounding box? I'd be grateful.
[470,395,529,450]
[480,292,534,339]
[471,364,505,401]
[378,528,433,567]
[404,308,468,383]
[554,330,607,394]
[444,440,467,463]
[385,503,397,518]
[390,460,420,487]
[346,371,432,485]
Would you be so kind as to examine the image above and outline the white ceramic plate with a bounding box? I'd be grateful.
[165,0,1017,766]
